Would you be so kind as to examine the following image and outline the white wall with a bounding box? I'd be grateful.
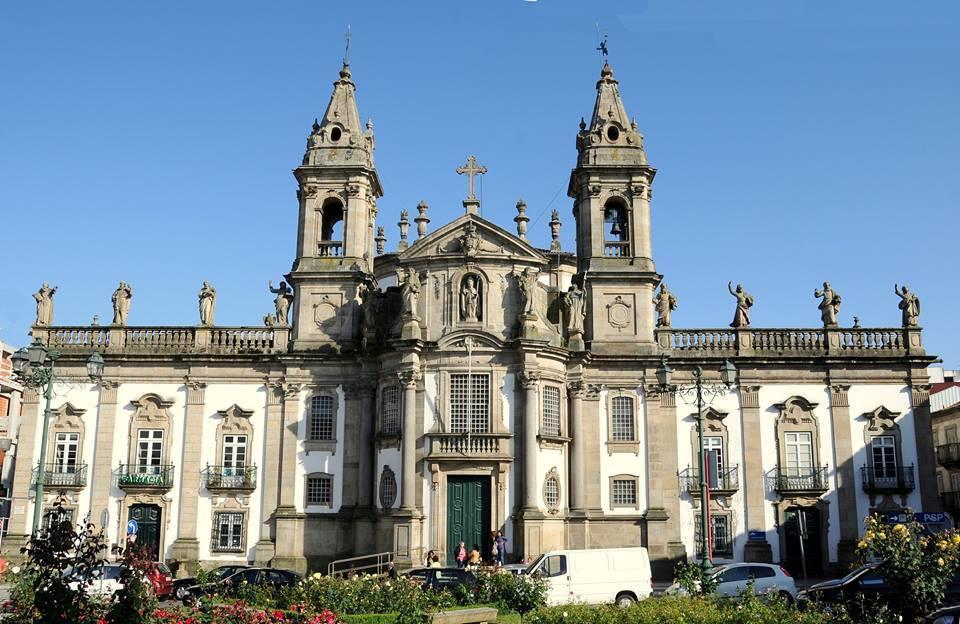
[597,386,648,514]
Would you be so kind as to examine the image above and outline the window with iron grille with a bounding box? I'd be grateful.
[450,373,490,433]
[543,475,561,510]
[41,507,74,532]
[611,396,635,441]
[307,474,333,506]
[309,396,334,441]
[612,478,637,507]
[212,512,245,553]
[694,513,734,558]
[379,468,397,509]
[381,386,400,435]
[542,386,561,437]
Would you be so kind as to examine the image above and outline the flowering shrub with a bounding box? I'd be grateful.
[107,544,160,624]
[153,603,340,623]
[672,561,720,596]
[856,515,960,623]
[292,573,453,621]
[465,570,548,614]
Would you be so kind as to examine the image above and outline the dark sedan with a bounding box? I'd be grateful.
[404,567,477,591]
[182,567,301,603]
[172,564,250,601]
[798,563,960,614]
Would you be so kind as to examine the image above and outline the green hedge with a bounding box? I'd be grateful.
[341,615,398,624]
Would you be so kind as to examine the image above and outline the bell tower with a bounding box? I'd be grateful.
[288,61,382,348]
[568,63,660,353]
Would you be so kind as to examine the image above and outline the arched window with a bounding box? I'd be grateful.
[319,198,344,257]
[603,198,630,257]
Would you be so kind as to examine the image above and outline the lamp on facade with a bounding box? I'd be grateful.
[719,359,737,387]
[11,347,29,374]
[86,351,104,382]
[26,340,48,366]
[654,356,673,388]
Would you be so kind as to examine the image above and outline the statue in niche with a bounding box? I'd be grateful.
[814,281,841,327]
[401,267,421,317]
[360,280,381,337]
[269,280,294,326]
[460,275,480,322]
[518,268,538,316]
[111,281,133,325]
[33,282,57,326]
[562,277,587,335]
[653,282,678,328]
[894,283,920,327]
[198,281,216,326]
[727,281,753,328]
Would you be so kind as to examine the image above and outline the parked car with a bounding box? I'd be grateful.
[501,563,528,576]
[65,563,125,597]
[798,563,960,612]
[525,546,653,607]
[404,567,478,591]
[926,604,960,624]
[147,561,174,599]
[172,564,249,601]
[665,563,797,602]
[182,567,301,603]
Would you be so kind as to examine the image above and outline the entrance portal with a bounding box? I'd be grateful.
[129,504,162,561]
[446,476,491,566]
[783,506,822,578]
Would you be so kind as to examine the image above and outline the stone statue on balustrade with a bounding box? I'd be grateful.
[894,284,920,327]
[198,281,216,326]
[269,280,294,326]
[727,281,753,328]
[33,282,57,326]
[359,279,382,349]
[653,282,677,328]
[814,281,841,327]
[562,276,587,351]
[460,275,480,322]
[518,268,538,316]
[111,281,133,325]
[401,267,421,318]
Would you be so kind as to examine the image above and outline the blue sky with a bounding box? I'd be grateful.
[2,1,958,364]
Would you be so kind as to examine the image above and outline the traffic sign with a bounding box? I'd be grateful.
[127,519,139,535]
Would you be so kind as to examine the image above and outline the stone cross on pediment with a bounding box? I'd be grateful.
[456,155,487,214]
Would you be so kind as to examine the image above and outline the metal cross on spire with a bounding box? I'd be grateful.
[595,23,608,61]
[343,25,351,65]
[456,155,487,200]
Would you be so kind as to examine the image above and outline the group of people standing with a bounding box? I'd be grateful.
[425,530,508,570]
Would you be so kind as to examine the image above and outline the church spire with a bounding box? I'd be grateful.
[576,62,647,167]
[302,62,377,169]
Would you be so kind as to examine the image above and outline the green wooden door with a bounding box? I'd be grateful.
[129,504,161,561]
[446,476,491,565]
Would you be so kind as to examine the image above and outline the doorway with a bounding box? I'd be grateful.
[783,506,822,578]
[446,476,491,566]
[129,504,162,561]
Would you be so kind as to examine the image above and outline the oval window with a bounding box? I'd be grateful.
[606,126,620,142]
[330,127,342,142]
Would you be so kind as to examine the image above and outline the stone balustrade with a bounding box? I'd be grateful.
[428,432,512,460]
[658,326,922,357]
[35,325,288,355]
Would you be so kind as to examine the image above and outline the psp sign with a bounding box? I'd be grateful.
[880,511,947,525]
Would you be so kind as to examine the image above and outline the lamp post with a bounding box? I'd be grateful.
[11,341,104,534]
[656,356,737,572]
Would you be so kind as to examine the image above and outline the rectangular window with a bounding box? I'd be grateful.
[610,396,635,441]
[309,396,335,441]
[871,436,897,479]
[213,512,244,553]
[136,429,163,473]
[381,386,400,435]
[783,432,813,476]
[947,426,958,444]
[41,507,74,532]
[952,473,960,493]
[542,386,561,437]
[612,478,637,507]
[306,475,333,506]
[704,436,724,484]
[222,435,247,470]
[450,373,490,433]
[53,432,80,472]
[695,513,733,558]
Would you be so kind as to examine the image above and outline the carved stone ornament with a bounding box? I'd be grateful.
[774,396,819,426]
[518,370,540,389]
[606,295,632,330]
[398,370,421,388]
[864,406,901,433]
[313,295,338,329]
[458,221,482,258]
[584,383,603,400]
[302,184,319,198]
[568,381,585,398]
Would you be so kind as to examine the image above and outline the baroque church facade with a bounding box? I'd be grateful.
[6,60,939,580]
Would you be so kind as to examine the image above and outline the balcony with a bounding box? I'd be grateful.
[203,465,257,493]
[861,465,915,494]
[117,464,174,491]
[427,432,513,461]
[33,463,88,489]
[937,444,960,469]
[942,491,960,515]
[317,240,343,257]
[679,465,739,496]
[603,241,630,258]
[772,466,830,495]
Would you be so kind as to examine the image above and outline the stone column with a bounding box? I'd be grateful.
[353,382,377,553]
[342,384,363,509]
[254,381,283,565]
[828,384,859,565]
[4,388,41,551]
[912,385,940,512]
[741,385,773,563]
[519,371,540,511]
[273,382,306,574]
[569,382,586,512]
[399,370,420,511]
[643,386,686,580]
[582,384,604,510]
[171,380,205,573]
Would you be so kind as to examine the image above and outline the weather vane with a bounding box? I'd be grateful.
[344,25,351,65]
[595,23,608,61]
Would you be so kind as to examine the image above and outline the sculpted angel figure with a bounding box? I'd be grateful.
[269,280,294,326]
[814,281,841,327]
[562,278,587,335]
[198,281,216,326]
[401,267,421,317]
[111,281,133,325]
[460,275,480,321]
[33,282,57,326]
[518,268,538,315]
[653,283,678,328]
[727,281,754,328]
[894,284,920,327]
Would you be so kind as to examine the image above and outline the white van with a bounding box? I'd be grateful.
[525,546,653,606]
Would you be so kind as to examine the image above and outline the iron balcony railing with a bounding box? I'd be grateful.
[678,465,739,495]
[203,465,257,491]
[773,466,830,494]
[117,464,174,490]
[937,444,960,468]
[33,463,88,488]
[861,465,915,493]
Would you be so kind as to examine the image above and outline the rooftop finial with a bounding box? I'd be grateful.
[456,155,487,215]
[595,23,608,62]
[343,24,351,66]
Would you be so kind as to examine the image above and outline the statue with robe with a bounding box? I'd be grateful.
[518,268,537,315]
[727,281,753,328]
[460,275,479,321]
[562,279,587,335]
[33,282,57,326]
[814,281,841,327]
[198,281,216,326]
[401,268,421,317]
[894,284,920,327]
[269,280,294,326]
[111,281,133,325]
[653,283,678,328]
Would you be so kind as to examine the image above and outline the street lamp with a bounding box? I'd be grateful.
[656,356,738,572]
[11,340,104,534]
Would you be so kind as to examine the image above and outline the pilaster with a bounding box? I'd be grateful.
[254,381,283,565]
[5,388,41,548]
[352,381,377,553]
[399,370,420,512]
[911,384,940,512]
[740,385,772,562]
[519,370,540,511]
[88,381,119,536]
[171,378,206,572]
[643,386,686,578]
[273,382,306,574]
[828,384,859,565]
[568,381,586,512]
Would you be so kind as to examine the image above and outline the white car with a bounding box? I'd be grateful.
[666,563,798,602]
[65,563,125,597]
[526,547,653,606]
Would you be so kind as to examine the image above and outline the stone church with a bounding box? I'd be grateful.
[6,58,939,580]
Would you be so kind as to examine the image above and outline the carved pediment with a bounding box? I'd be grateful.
[436,328,507,351]
[864,406,901,433]
[130,394,175,422]
[692,406,728,434]
[398,215,546,264]
[774,396,819,425]
[52,402,86,431]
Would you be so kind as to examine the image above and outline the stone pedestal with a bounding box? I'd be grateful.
[391,511,424,569]
[254,539,276,566]
[272,510,308,574]
[744,539,773,563]
[645,508,687,581]
[400,314,421,340]
[520,313,538,340]
[170,538,201,576]
[567,330,585,352]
